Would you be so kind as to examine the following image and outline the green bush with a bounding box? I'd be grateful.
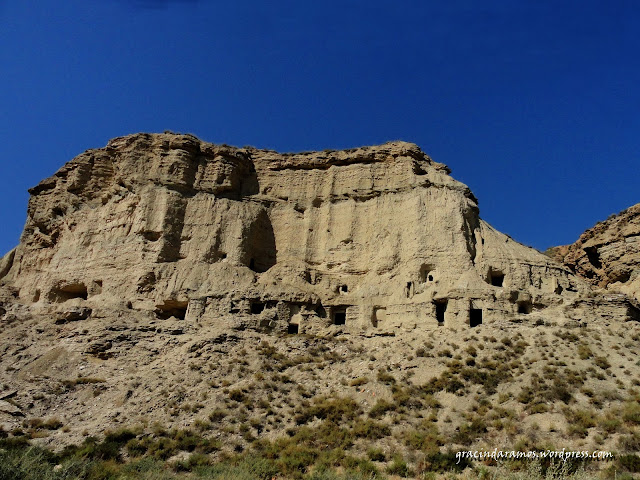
[352,419,390,440]
[386,455,411,477]
[368,399,394,418]
[367,447,386,462]
[619,454,640,473]
[295,396,361,425]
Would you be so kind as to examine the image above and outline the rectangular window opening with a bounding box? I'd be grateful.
[333,308,346,325]
[470,308,483,327]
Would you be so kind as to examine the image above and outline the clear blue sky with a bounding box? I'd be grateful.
[1,0,638,256]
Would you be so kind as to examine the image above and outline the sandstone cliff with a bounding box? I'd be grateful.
[550,203,640,303]
[1,132,628,336]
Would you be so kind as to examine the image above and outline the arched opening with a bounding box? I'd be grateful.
[420,264,435,283]
[372,307,386,327]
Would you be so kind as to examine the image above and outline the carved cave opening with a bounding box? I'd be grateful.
[420,264,435,283]
[435,299,447,326]
[517,301,532,314]
[315,305,327,318]
[333,308,347,325]
[155,300,188,320]
[470,308,483,327]
[372,307,386,327]
[250,301,265,314]
[244,210,277,273]
[48,283,88,303]
[287,323,299,334]
[489,269,505,287]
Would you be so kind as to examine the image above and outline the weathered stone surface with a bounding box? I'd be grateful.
[0,399,22,416]
[551,203,640,302]
[2,132,626,334]
[55,307,92,324]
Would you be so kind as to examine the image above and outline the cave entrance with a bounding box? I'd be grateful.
[489,270,505,287]
[470,308,483,327]
[155,300,188,320]
[584,246,602,269]
[420,264,435,283]
[434,299,447,326]
[250,302,265,314]
[332,307,346,325]
[517,301,532,314]
[287,323,299,334]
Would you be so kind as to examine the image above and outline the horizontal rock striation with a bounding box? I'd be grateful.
[551,203,640,303]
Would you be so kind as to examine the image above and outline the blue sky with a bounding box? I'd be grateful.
[1,0,638,256]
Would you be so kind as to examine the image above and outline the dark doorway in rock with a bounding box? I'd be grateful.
[405,281,414,298]
[517,301,532,314]
[333,308,346,325]
[340,285,348,293]
[250,302,265,314]
[435,299,447,326]
[584,246,602,269]
[490,272,504,287]
[288,323,299,334]
[420,264,434,283]
[470,308,482,327]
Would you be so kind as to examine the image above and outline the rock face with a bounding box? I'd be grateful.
[550,203,640,303]
[1,131,635,333]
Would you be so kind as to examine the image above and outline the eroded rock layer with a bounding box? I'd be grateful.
[0,132,637,336]
[551,203,640,303]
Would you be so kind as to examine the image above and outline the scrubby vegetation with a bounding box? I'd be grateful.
[3,322,640,478]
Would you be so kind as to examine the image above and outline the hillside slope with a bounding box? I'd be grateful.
[1,133,639,478]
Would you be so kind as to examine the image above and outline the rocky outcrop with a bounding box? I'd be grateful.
[550,203,640,303]
[0,132,636,335]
